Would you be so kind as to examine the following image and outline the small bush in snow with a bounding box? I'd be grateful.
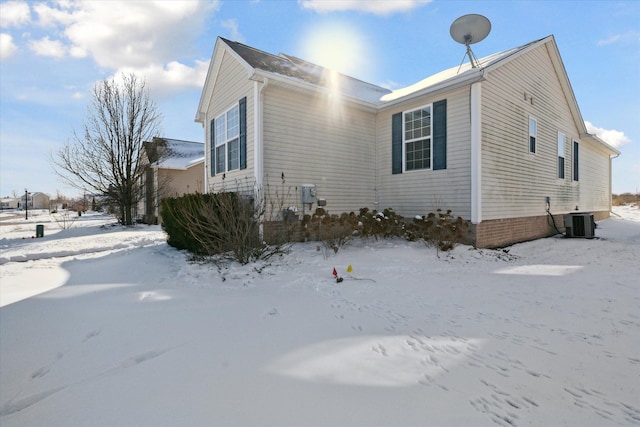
[412,209,470,255]
[355,207,404,239]
[301,206,469,255]
[161,190,290,265]
[302,209,355,254]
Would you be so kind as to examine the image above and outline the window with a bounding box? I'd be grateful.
[214,104,240,174]
[557,132,565,179]
[573,140,579,181]
[392,99,446,174]
[529,117,537,153]
[404,105,432,171]
[209,97,246,177]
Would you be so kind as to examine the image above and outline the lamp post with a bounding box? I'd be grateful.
[25,189,28,220]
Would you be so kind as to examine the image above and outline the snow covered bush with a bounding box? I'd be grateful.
[355,207,404,239]
[301,209,355,254]
[410,209,471,255]
[299,206,469,254]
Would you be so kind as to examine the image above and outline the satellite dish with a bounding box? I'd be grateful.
[450,14,491,69]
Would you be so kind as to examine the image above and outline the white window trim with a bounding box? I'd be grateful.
[402,103,433,172]
[557,131,566,180]
[214,104,240,174]
[528,116,537,154]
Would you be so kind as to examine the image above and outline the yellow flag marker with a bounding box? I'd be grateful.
[346,264,353,273]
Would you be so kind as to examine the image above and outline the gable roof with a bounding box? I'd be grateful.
[146,138,204,170]
[195,37,391,116]
[380,37,546,105]
[197,35,618,155]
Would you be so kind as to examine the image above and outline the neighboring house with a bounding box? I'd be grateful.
[141,137,204,224]
[19,192,50,210]
[195,35,620,248]
[0,198,19,210]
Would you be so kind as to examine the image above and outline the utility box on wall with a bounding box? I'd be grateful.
[301,184,317,205]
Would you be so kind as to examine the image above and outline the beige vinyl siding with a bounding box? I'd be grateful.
[576,139,612,212]
[205,51,255,192]
[262,83,376,214]
[480,44,586,220]
[376,87,472,218]
[159,164,205,197]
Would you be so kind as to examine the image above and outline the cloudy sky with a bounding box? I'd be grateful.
[1,0,638,198]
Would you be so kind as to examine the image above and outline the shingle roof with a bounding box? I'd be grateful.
[222,36,547,106]
[221,38,391,104]
[381,38,546,103]
[150,138,204,170]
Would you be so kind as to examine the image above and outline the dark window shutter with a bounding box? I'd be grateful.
[392,112,402,174]
[433,99,447,170]
[210,118,215,177]
[573,141,579,181]
[239,97,247,170]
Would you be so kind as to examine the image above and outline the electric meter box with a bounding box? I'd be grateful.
[301,184,317,204]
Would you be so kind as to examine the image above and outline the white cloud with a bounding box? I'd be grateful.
[298,0,431,15]
[111,59,210,98]
[0,33,18,59]
[221,19,244,43]
[597,35,621,46]
[585,121,632,148]
[597,30,640,46]
[27,1,219,92]
[29,36,66,58]
[32,1,75,28]
[0,1,31,28]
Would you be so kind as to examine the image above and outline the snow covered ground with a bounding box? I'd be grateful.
[1,206,639,426]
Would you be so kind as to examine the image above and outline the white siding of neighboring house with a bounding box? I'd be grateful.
[262,82,377,216]
[205,50,255,192]
[376,87,472,219]
[479,43,611,220]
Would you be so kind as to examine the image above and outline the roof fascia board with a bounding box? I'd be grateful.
[581,133,621,155]
[195,38,255,123]
[153,158,205,171]
[483,35,618,155]
[544,38,619,155]
[252,69,379,112]
[542,37,589,134]
[483,36,553,74]
[195,38,223,123]
[378,70,484,111]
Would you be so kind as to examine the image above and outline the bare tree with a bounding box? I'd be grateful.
[52,73,162,225]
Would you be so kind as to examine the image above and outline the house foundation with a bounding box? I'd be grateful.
[474,210,610,249]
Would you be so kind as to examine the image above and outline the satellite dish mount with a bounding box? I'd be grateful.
[450,14,491,70]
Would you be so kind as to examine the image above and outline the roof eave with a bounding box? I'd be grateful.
[195,38,255,123]
[153,158,205,171]
[581,133,621,156]
[252,69,380,111]
[379,69,485,110]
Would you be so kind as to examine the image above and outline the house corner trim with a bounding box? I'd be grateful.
[471,82,482,224]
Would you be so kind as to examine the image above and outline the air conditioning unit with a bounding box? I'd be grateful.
[564,213,595,238]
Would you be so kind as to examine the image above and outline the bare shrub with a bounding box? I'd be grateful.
[262,174,298,244]
[301,209,356,255]
[52,211,78,230]
[612,193,640,206]
[415,209,470,256]
[161,179,292,265]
